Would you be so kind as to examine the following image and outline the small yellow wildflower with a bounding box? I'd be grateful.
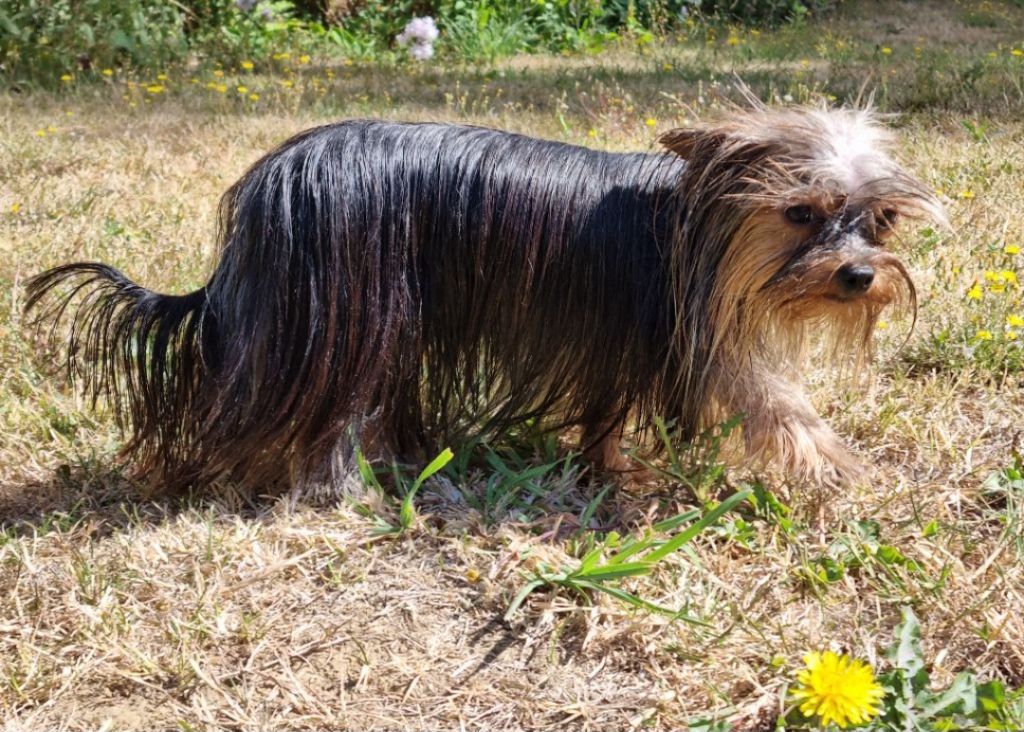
[273,52,290,60]
[1007,314,1024,328]
[967,283,983,300]
[988,51,997,58]
[645,118,657,128]
[465,568,481,583]
[156,73,168,80]
[47,125,57,133]
[146,84,165,94]
[102,68,114,76]
[999,270,1018,285]
[1006,244,1021,255]
[791,651,885,729]
[876,320,889,330]
[236,85,248,94]
[216,84,227,93]
[214,69,224,77]
[800,58,810,68]
[587,128,598,138]
[279,79,294,88]
[991,283,1006,293]
[10,202,21,214]
[1013,49,1023,57]
[976,330,994,341]
[984,270,999,282]
[960,190,975,200]
[241,60,254,70]
[248,93,259,101]
[662,62,673,70]
[298,54,311,64]
[60,74,72,82]
[34,129,46,137]
[881,46,892,55]
[727,35,740,46]
[1008,330,1019,340]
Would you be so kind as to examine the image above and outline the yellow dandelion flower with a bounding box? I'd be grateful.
[10,202,21,214]
[248,93,259,101]
[991,283,1006,293]
[1013,49,1023,57]
[876,320,889,330]
[298,54,311,64]
[273,52,290,60]
[881,46,892,55]
[1005,244,1021,255]
[999,270,1018,285]
[662,62,673,70]
[146,84,165,94]
[800,58,810,68]
[727,35,740,46]
[1007,314,1024,328]
[236,85,248,94]
[465,567,481,583]
[960,190,975,200]
[988,51,997,58]
[976,330,994,341]
[102,68,114,76]
[967,283,983,300]
[1008,330,1019,340]
[983,270,999,282]
[279,79,294,88]
[34,129,46,137]
[216,84,227,93]
[156,73,168,80]
[213,69,224,77]
[241,60,254,70]
[791,651,885,729]
[587,128,598,138]
[645,118,657,128]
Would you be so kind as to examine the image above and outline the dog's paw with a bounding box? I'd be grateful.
[748,413,865,489]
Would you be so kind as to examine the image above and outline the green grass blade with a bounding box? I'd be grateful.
[643,489,751,564]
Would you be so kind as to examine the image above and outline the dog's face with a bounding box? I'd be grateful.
[663,107,943,356]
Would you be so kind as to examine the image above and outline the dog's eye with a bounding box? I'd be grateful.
[784,205,817,225]
[877,208,900,230]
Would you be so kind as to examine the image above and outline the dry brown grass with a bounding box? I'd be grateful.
[2,2,1024,729]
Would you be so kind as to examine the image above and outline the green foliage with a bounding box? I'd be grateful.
[633,414,745,503]
[504,488,751,621]
[352,447,454,536]
[871,607,1024,731]
[698,0,833,26]
[0,0,187,78]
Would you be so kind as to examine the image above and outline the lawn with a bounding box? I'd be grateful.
[2,1,1024,729]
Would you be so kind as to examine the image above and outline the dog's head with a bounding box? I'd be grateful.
[662,105,944,362]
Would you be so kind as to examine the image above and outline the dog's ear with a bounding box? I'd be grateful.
[659,128,728,160]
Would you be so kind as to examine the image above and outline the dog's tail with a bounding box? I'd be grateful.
[25,263,212,488]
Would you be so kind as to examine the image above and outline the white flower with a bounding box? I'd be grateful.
[409,42,435,61]
[396,16,439,46]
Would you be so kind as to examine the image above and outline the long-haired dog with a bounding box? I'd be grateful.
[26,104,942,494]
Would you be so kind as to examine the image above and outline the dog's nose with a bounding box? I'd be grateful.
[836,263,875,294]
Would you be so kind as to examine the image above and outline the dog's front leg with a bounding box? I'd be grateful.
[720,366,864,487]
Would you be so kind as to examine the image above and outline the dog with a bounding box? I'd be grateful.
[26,104,942,494]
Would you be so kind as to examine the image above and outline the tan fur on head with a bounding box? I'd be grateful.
[660,102,944,487]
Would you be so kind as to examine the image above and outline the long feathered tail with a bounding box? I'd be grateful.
[25,263,212,489]
[25,123,411,492]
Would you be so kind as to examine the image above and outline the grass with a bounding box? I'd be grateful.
[2,0,1024,729]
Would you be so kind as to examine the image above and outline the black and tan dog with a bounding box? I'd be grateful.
[26,104,942,493]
